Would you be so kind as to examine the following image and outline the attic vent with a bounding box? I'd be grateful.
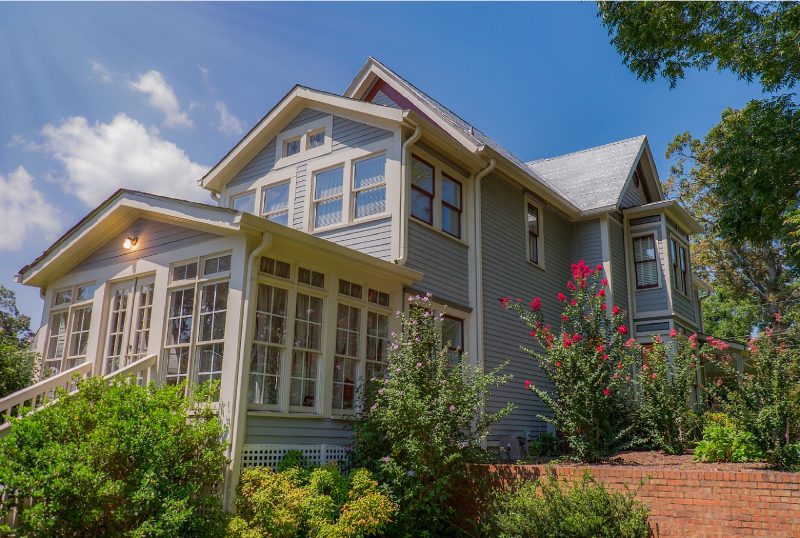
[632,168,642,188]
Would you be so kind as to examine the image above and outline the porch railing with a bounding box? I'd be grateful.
[105,354,158,386]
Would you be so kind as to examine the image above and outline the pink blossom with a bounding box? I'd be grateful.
[562,338,572,349]
[524,380,532,390]
[670,328,678,337]
[601,278,608,287]
[617,325,628,335]
[612,305,620,315]
[570,299,577,306]
[449,404,456,413]
[603,388,611,396]
[600,303,607,311]
[653,335,662,344]
[596,264,603,272]
[596,345,605,353]
[562,314,570,322]
[624,338,637,348]
[651,373,658,379]
[571,333,582,343]
[500,297,510,308]
[557,292,567,302]
[567,281,577,291]
[555,361,561,367]
[416,362,423,368]
[596,289,606,298]
[530,297,542,311]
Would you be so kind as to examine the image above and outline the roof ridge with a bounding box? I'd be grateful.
[527,135,647,165]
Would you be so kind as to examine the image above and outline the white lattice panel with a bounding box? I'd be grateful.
[241,444,351,470]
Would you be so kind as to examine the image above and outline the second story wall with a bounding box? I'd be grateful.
[665,218,698,328]
[608,215,630,315]
[628,216,670,315]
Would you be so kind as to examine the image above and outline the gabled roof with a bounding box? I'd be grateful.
[527,135,648,213]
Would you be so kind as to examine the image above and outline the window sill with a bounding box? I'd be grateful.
[311,212,391,234]
[526,259,546,272]
[247,409,322,418]
[409,217,469,247]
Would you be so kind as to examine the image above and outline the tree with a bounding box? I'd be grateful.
[0,378,228,537]
[0,286,36,397]
[0,285,33,343]
[598,2,800,93]
[700,283,761,341]
[665,96,800,329]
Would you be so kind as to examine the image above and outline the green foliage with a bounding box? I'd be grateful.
[0,285,33,343]
[487,470,651,538]
[0,286,36,398]
[700,284,761,342]
[598,2,800,92]
[504,261,638,461]
[278,450,310,474]
[694,413,763,463]
[229,465,394,538]
[0,377,228,537]
[351,293,512,536]
[528,432,559,458]
[634,332,702,455]
[708,333,800,469]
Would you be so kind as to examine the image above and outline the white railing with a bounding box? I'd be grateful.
[105,354,158,386]
[0,362,93,434]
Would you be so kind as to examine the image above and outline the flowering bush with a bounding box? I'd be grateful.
[486,469,650,538]
[503,261,638,461]
[709,331,800,469]
[633,330,703,454]
[351,293,512,536]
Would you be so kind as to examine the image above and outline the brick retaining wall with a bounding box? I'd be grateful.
[457,465,800,537]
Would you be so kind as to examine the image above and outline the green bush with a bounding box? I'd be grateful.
[228,464,394,538]
[351,293,512,536]
[0,377,228,537]
[694,413,763,463]
[487,470,650,538]
[504,260,639,461]
[528,432,559,458]
[634,332,702,455]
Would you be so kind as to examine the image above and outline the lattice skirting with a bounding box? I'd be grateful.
[241,443,351,470]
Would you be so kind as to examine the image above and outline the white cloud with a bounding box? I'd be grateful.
[215,101,244,136]
[198,65,210,85]
[0,167,63,251]
[7,134,41,151]
[129,70,193,128]
[90,60,113,84]
[41,113,209,206]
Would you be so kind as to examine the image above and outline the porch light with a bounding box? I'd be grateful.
[123,236,138,249]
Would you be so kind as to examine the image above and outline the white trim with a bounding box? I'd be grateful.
[630,230,662,291]
[523,195,545,270]
[599,215,613,311]
[274,114,333,169]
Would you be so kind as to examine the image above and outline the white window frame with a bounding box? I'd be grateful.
[408,150,468,243]
[524,196,545,269]
[260,179,292,225]
[351,152,388,222]
[311,163,346,230]
[43,282,97,376]
[631,231,662,290]
[275,115,334,168]
[230,190,257,214]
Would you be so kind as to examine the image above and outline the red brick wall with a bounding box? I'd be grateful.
[457,465,800,537]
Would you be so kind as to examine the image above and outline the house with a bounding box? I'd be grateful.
[7,58,708,506]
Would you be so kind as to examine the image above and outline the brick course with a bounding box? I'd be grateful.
[457,465,800,537]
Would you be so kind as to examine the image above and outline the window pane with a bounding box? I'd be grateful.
[308,130,325,149]
[260,257,291,279]
[76,284,96,302]
[442,205,461,238]
[411,189,432,223]
[411,157,433,194]
[263,183,290,215]
[298,268,325,288]
[636,260,659,288]
[249,344,281,405]
[441,175,461,208]
[354,155,386,189]
[290,350,318,407]
[315,198,342,228]
[285,137,300,157]
[633,236,656,262]
[368,289,390,307]
[196,343,224,389]
[233,192,256,214]
[268,212,289,226]
[355,186,386,219]
[315,167,344,199]
[54,289,72,306]
[527,204,539,235]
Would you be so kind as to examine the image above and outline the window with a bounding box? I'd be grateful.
[366,311,389,381]
[44,282,96,375]
[410,156,434,224]
[130,282,154,362]
[298,267,325,288]
[633,235,659,289]
[105,285,131,373]
[339,279,363,299]
[76,284,96,303]
[368,288,390,308]
[679,244,689,294]
[196,282,229,388]
[284,136,301,157]
[172,262,198,282]
[526,201,543,266]
[307,129,325,149]
[54,289,72,306]
[249,284,288,406]
[442,316,464,364]
[314,166,344,228]
[232,192,256,214]
[66,306,92,368]
[291,293,323,409]
[262,182,290,225]
[260,257,291,279]
[165,287,194,385]
[333,303,360,411]
[203,255,231,277]
[441,174,462,238]
[353,154,386,219]
[44,311,69,375]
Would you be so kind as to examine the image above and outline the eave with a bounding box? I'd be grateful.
[623,200,703,235]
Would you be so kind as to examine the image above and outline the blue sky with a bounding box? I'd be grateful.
[1,2,766,324]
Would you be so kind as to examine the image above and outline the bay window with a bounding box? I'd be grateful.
[633,235,659,289]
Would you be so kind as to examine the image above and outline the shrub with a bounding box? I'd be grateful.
[0,377,228,537]
[351,293,512,536]
[228,464,393,538]
[528,432,560,458]
[709,331,800,469]
[694,413,763,463]
[503,260,638,461]
[634,332,702,454]
[487,470,651,538]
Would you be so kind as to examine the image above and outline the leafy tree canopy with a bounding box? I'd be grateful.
[0,285,32,344]
[598,2,800,92]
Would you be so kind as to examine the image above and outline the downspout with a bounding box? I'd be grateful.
[210,191,221,205]
[225,232,272,511]
[473,157,496,367]
[395,123,422,266]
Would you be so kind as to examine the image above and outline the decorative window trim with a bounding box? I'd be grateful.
[275,114,334,169]
[408,151,469,242]
[631,232,661,290]
[524,196,545,270]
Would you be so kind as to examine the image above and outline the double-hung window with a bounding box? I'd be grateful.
[410,155,465,240]
[526,201,543,266]
[44,283,96,376]
[441,174,462,238]
[633,235,659,289]
[314,166,344,228]
[410,156,435,225]
[232,191,256,214]
[442,315,464,364]
[262,182,290,225]
[353,154,386,219]
[670,237,690,294]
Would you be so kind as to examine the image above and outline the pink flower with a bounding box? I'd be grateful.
[603,388,611,396]
[596,264,603,272]
[500,297,510,308]
[449,404,456,412]
[670,328,678,337]
[572,333,582,343]
[562,338,572,349]
[775,311,783,323]
[624,338,637,348]
[612,305,620,315]
[651,373,657,379]
[601,278,608,287]
[653,335,662,344]
[596,345,605,353]
[567,281,577,291]
[555,361,561,367]
[602,354,609,361]
[562,314,570,322]
[530,329,537,337]
[416,362,423,368]
[600,303,607,311]
[596,289,606,298]
[613,373,620,380]
[530,297,542,311]
[557,292,567,302]
[642,363,648,371]
[524,380,532,390]
[570,299,577,306]
[617,361,624,369]
[617,325,628,335]
[708,337,730,351]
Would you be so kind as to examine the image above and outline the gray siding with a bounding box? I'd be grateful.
[481,173,573,441]
[229,138,278,187]
[292,164,307,230]
[665,219,698,328]
[672,285,698,327]
[73,218,220,272]
[331,116,392,152]
[370,90,400,108]
[572,220,602,267]
[314,218,393,261]
[405,220,470,308]
[632,224,669,314]
[244,415,352,445]
[619,178,647,208]
[608,219,630,315]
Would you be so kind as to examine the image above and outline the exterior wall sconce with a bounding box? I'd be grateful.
[123,236,138,250]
